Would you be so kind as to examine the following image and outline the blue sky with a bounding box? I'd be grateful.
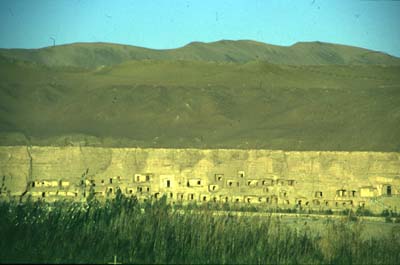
[1,0,400,57]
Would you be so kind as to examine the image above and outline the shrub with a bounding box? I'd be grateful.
[385,216,393,223]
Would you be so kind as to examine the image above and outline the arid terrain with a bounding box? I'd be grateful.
[1,40,399,151]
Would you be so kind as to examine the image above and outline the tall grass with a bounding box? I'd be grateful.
[0,195,399,264]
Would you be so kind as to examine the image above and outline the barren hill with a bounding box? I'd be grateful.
[0,40,399,151]
[1,40,399,68]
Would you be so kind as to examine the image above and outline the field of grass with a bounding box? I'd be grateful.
[1,195,400,264]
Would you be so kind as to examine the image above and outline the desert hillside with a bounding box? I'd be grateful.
[0,40,399,151]
[1,40,400,68]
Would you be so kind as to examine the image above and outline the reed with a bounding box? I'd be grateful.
[0,195,399,264]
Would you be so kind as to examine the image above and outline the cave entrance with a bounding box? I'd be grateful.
[387,185,392,196]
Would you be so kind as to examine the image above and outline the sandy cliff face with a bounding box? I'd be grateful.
[0,146,399,211]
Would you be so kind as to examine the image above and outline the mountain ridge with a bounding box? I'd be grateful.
[1,40,399,69]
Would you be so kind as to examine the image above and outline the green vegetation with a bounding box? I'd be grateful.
[1,196,400,264]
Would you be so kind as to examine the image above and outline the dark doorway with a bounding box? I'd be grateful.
[387,186,392,196]
[167,180,171,188]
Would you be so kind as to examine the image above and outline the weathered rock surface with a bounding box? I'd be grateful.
[0,146,399,212]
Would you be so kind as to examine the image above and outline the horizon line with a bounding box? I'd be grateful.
[0,39,397,58]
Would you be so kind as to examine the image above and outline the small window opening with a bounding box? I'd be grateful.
[336,189,346,197]
[315,191,323,198]
[215,174,224,181]
[166,180,171,188]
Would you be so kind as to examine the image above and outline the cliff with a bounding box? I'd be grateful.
[1,146,399,212]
